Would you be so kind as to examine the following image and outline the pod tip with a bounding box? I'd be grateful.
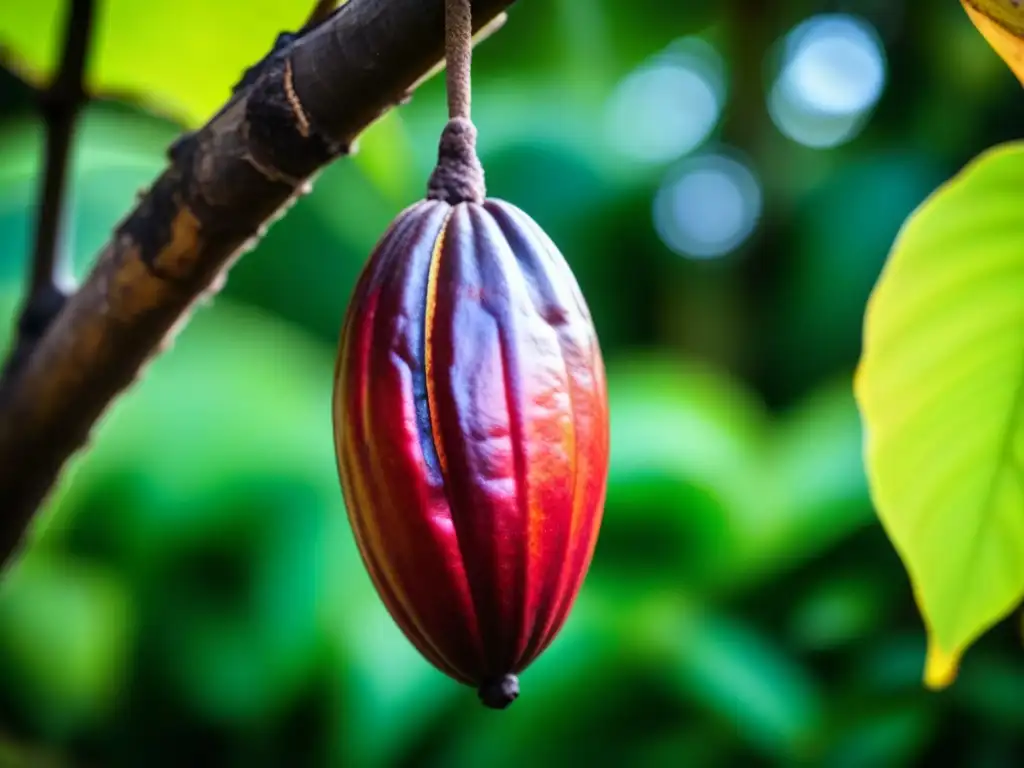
[478,674,519,709]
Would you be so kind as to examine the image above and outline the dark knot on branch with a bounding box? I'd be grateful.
[427,117,486,205]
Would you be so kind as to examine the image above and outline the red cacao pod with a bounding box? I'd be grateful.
[332,187,610,708]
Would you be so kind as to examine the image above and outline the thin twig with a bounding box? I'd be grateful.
[4,0,96,377]
[32,0,94,295]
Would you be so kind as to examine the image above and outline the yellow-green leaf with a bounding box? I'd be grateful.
[855,142,1024,689]
[0,1,332,126]
[962,0,1024,85]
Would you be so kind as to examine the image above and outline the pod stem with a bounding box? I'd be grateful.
[444,0,474,122]
[427,0,486,204]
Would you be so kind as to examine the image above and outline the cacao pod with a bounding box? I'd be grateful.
[332,180,610,708]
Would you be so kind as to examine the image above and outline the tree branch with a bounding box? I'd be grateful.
[0,0,515,566]
[3,0,96,379]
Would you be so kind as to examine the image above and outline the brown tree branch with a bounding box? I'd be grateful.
[0,0,515,566]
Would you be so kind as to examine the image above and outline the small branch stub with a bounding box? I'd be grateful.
[478,674,520,709]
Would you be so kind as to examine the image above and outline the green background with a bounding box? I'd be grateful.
[1,1,1023,766]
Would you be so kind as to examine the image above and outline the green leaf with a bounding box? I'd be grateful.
[19,298,352,725]
[0,0,322,126]
[820,701,937,768]
[855,141,1024,689]
[148,478,332,723]
[632,595,823,762]
[350,112,419,208]
[595,357,873,595]
[0,551,134,737]
[338,589,461,767]
[954,651,1024,731]
[732,380,872,588]
[787,571,890,652]
[433,592,691,768]
[34,297,343,546]
[229,156,399,342]
[594,355,767,588]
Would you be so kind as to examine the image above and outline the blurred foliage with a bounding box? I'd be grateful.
[856,141,1024,691]
[0,0,314,125]
[0,0,1023,767]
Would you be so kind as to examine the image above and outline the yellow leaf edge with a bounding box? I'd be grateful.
[854,140,1024,692]
[924,638,960,690]
[962,0,1024,85]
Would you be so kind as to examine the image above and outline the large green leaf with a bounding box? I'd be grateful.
[855,141,1024,689]
[0,0,325,126]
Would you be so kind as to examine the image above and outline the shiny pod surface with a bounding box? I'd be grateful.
[332,198,610,699]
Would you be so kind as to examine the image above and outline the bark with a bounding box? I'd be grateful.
[0,0,515,564]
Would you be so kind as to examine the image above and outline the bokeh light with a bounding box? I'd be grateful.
[605,37,726,163]
[653,152,762,259]
[768,14,887,148]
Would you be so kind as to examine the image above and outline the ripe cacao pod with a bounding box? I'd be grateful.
[332,150,610,708]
